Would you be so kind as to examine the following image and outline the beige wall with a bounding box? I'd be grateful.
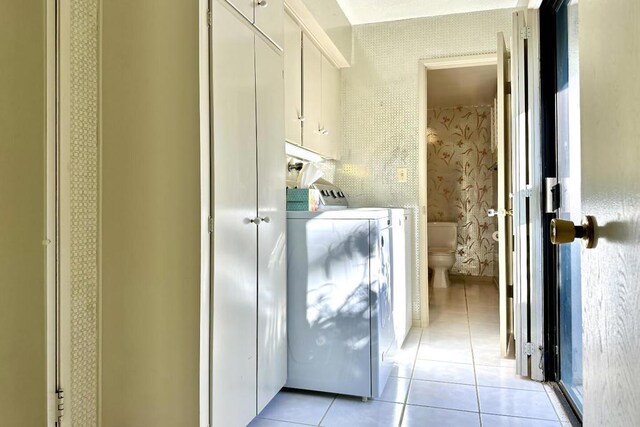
[101,0,201,425]
[0,1,48,425]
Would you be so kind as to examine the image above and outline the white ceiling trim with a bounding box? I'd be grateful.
[335,0,520,25]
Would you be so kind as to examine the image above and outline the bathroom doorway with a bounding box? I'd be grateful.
[417,53,515,367]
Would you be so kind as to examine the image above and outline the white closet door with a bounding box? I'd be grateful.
[254,0,283,49]
[302,34,323,155]
[211,4,258,426]
[284,14,302,145]
[225,0,254,24]
[255,37,287,413]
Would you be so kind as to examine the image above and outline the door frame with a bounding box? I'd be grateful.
[539,0,561,384]
[511,9,545,381]
[417,54,497,328]
[46,0,59,425]
[199,0,212,425]
[539,0,585,420]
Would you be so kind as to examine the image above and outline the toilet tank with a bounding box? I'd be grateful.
[427,222,457,251]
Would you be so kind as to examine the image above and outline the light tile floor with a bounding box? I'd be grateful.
[253,278,573,427]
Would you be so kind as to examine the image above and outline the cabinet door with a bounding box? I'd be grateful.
[255,0,283,49]
[225,0,254,24]
[321,56,342,159]
[284,14,302,145]
[302,34,323,155]
[211,5,258,426]
[255,38,287,413]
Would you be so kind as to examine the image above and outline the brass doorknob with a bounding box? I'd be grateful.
[550,215,596,249]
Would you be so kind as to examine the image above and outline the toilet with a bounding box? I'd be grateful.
[427,222,457,289]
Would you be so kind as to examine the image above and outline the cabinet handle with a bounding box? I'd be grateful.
[260,216,271,224]
[257,0,268,7]
[297,114,305,122]
[316,126,329,136]
[249,217,262,225]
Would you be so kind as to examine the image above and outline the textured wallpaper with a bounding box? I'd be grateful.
[69,0,99,424]
[334,10,512,321]
[427,106,498,277]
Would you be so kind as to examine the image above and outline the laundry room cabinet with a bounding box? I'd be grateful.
[320,56,341,160]
[210,2,286,426]
[301,36,342,159]
[286,29,342,159]
[225,0,283,49]
[284,14,302,145]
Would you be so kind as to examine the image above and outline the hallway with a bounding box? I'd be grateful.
[252,279,571,426]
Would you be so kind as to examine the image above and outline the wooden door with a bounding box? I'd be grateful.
[211,4,258,426]
[255,37,287,413]
[302,34,323,155]
[284,14,302,146]
[321,56,341,159]
[496,32,514,358]
[580,0,640,424]
[254,0,283,49]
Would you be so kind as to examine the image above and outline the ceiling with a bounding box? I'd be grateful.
[427,65,497,108]
[335,0,521,25]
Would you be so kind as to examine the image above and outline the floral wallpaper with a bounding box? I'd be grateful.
[427,106,497,277]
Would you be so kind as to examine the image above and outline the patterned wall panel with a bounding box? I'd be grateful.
[334,10,512,321]
[427,106,498,277]
[70,0,99,424]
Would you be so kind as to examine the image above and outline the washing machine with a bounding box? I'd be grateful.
[286,207,396,399]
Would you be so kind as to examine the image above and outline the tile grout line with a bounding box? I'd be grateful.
[316,395,337,427]
[464,280,484,427]
[397,327,424,426]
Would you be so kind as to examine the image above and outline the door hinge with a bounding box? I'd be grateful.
[207,9,212,27]
[56,389,65,423]
[208,217,214,233]
[520,26,532,40]
[521,185,533,199]
[524,342,535,356]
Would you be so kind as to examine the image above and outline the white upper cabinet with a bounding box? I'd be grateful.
[302,34,324,155]
[284,14,302,146]
[301,34,342,159]
[321,56,341,160]
[225,0,283,49]
[225,0,254,23]
[254,0,284,49]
